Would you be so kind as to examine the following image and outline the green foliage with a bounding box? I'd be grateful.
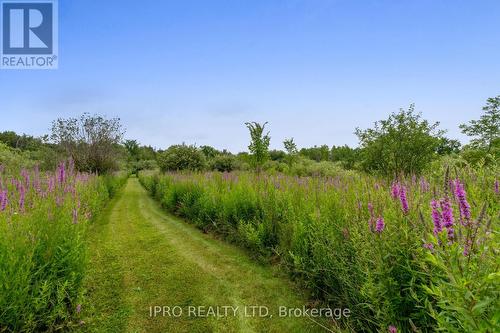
[132,159,158,173]
[262,160,289,174]
[0,164,126,332]
[245,122,271,172]
[355,104,443,176]
[209,154,236,172]
[137,145,157,161]
[268,149,286,162]
[330,145,360,169]
[123,140,159,174]
[289,157,347,177]
[0,131,45,151]
[157,144,206,172]
[124,139,140,159]
[436,137,461,155]
[283,138,298,167]
[299,144,330,162]
[199,145,221,159]
[460,96,500,151]
[0,142,35,173]
[422,240,500,332]
[50,113,125,174]
[139,165,498,332]
[0,133,59,171]
[460,144,499,167]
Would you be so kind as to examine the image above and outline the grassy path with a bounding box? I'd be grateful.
[78,178,330,333]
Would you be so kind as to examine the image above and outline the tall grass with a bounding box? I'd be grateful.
[139,167,499,332]
[0,162,126,332]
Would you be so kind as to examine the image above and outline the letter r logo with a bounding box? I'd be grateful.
[2,2,53,54]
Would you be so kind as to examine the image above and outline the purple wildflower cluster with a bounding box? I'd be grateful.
[427,177,484,256]
[390,182,409,215]
[0,161,94,222]
[419,177,430,192]
[375,217,385,233]
[454,179,471,226]
[399,185,409,215]
[429,196,455,242]
[430,200,442,235]
[440,198,455,240]
[367,202,385,233]
[390,182,400,199]
[423,243,434,251]
[0,190,8,211]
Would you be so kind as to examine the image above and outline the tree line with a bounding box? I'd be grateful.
[0,96,498,177]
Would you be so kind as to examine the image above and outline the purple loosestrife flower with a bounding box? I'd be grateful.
[48,176,55,192]
[390,182,400,199]
[58,162,66,184]
[0,191,4,211]
[423,243,434,251]
[388,325,397,333]
[368,202,375,231]
[76,304,82,314]
[368,202,374,214]
[375,216,385,233]
[440,197,454,241]
[399,185,409,215]
[21,169,30,188]
[495,180,499,195]
[454,179,471,225]
[431,199,442,235]
[19,186,26,210]
[0,190,8,211]
[420,177,430,192]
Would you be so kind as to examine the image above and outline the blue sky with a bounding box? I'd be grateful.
[1,0,499,152]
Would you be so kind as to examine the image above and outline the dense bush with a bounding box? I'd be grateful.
[355,105,443,176]
[50,114,125,173]
[209,154,236,172]
[129,159,158,175]
[157,144,206,172]
[0,161,126,332]
[0,142,35,173]
[139,168,499,332]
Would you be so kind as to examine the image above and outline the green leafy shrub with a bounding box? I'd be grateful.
[0,142,35,173]
[157,145,206,172]
[355,104,443,176]
[209,154,235,172]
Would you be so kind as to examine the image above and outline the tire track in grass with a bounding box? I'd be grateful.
[80,178,333,333]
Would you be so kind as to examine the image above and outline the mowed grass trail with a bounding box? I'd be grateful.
[78,178,330,333]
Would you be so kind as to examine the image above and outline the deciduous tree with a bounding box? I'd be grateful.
[245,122,270,172]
